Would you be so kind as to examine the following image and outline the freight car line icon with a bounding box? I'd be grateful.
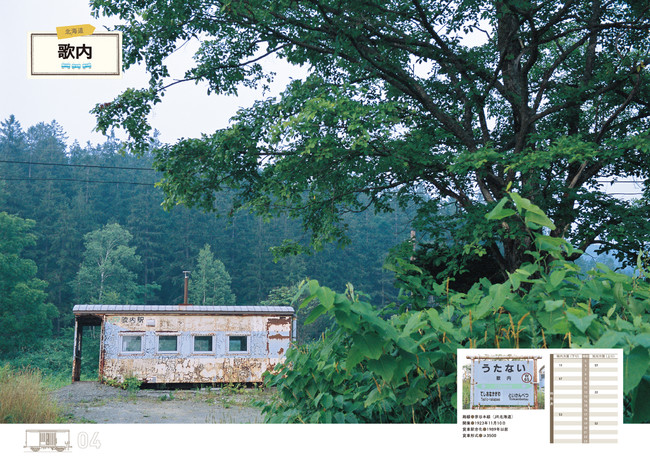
[24,430,71,452]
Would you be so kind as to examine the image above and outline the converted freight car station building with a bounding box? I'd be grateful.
[72,305,295,384]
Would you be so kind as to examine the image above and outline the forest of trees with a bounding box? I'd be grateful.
[0,115,414,355]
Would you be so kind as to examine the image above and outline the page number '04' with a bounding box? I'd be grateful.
[77,432,101,449]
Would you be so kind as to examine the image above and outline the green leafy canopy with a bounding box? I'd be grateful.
[72,223,153,304]
[90,0,650,280]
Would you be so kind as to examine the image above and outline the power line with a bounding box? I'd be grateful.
[1,176,644,195]
[0,177,155,186]
[0,159,155,171]
[595,180,643,184]
[0,159,645,186]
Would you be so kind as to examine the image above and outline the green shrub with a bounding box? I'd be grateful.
[124,376,142,394]
[0,328,100,388]
[0,364,60,423]
[263,193,650,423]
[101,375,142,393]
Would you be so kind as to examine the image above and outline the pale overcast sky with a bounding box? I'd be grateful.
[0,0,305,146]
[0,1,642,198]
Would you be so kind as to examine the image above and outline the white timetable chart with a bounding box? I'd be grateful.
[550,351,622,444]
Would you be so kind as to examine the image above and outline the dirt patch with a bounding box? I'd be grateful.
[52,382,269,424]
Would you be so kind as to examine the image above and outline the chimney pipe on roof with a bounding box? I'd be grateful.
[182,271,190,305]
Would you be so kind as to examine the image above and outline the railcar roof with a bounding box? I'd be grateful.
[73,304,294,315]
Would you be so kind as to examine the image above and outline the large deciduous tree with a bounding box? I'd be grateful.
[72,223,143,304]
[91,0,650,280]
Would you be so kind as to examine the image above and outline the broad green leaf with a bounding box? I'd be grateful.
[613,282,627,308]
[299,293,317,310]
[305,303,327,324]
[364,387,387,407]
[616,316,636,331]
[524,212,556,230]
[510,193,556,229]
[502,298,530,315]
[509,192,531,212]
[606,303,617,318]
[624,347,650,394]
[544,300,564,312]
[550,270,565,288]
[333,309,358,330]
[394,354,416,381]
[320,393,333,409]
[507,272,521,291]
[534,234,565,251]
[628,298,645,316]
[395,336,419,353]
[316,286,335,309]
[354,332,384,359]
[472,296,495,320]
[536,311,570,334]
[633,333,650,348]
[400,312,427,338]
[366,355,399,382]
[632,376,650,422]
[402,376,429,405]
[436,373,457,387]
[485,197,515,220]
[566,312,597,333]
[308,279,320,294]
[594,330,625,348]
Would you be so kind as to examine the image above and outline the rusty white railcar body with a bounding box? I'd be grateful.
[72,305,295,384]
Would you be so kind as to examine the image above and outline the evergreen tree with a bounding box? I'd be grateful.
[189,244,235,305]
[0,212,57,354]
[1,116,411,315]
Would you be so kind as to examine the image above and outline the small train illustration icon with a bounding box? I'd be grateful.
[24,430,71,452]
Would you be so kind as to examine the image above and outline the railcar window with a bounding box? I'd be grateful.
[121,335,142,353]
[228,335,248,352]
[194,335,213,352]
[158,335,178,353]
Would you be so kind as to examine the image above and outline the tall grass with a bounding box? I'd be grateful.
[0,364,60,423]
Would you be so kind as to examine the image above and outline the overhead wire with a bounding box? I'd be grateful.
[0,159,645,192]
[0,177,156,186]
[0,158,155,171]
[0,157,159,186]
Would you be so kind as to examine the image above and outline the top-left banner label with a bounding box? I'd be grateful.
[28,31,122,78]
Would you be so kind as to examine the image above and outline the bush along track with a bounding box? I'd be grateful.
[262,192,650,423]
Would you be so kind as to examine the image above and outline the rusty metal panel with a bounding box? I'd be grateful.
[266,316,292,357]
[71,319,81,382]
[102,357,283,383]
[100,313,292,383]
[98,316,106,379]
